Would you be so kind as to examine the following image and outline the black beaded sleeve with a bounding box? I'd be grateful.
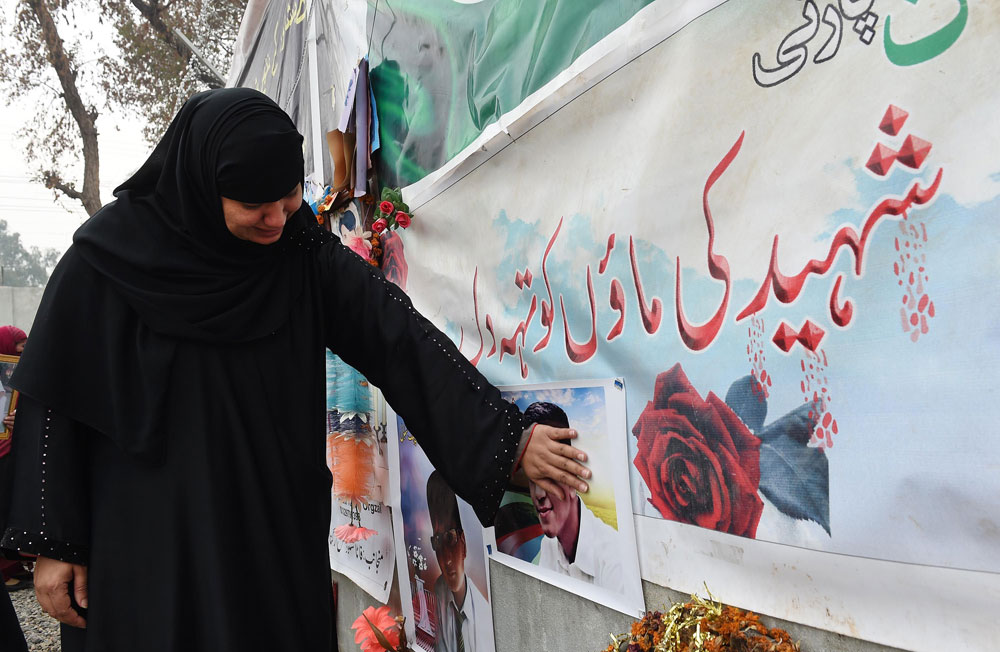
[1,395,89,565]
[318,240,523,527]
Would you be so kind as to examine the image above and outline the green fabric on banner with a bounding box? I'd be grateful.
[368,0,655,188]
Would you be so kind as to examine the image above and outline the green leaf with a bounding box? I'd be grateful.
[758,402,830,534]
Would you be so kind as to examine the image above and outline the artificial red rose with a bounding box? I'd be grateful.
[632,363,763,537]
[380,231,408,291]
[394,211,411,228]
[373,218,388,234]
[379,200,395,214]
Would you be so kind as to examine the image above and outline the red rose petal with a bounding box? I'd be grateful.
[651,364,695,409]
[633,365,765,538]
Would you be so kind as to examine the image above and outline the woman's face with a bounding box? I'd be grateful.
[14,340,25,354]
[220,184,302,245]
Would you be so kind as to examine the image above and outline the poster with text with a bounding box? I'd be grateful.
[325,353,396,603]
[229,0,1000,647]
[362,0,1000,648]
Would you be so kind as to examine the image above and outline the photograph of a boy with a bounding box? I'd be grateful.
[426,470,491,652]
[396,424,495,652]
[523,402,625,592]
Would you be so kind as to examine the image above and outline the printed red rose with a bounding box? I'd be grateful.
[632,363,763,537]
[380,231,408,291]
[379,200,395,214]
[394,211,411,228]
[373,218,388,234]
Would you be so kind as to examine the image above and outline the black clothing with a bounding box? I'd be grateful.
[13,88,329,464]
[3,239,522,651]
[0,585,28,652]
[3,87,522,652]
[0,451,28,652]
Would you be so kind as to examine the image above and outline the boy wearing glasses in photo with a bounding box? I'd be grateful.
[426,470,492,652]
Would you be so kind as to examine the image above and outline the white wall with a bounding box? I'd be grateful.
[0,286,44,333]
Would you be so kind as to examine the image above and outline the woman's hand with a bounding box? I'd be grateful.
[519,424,591,500]
[2,409,14,433]
[34,556,88,628]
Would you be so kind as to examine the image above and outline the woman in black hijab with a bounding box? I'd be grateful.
[1,88,589,651]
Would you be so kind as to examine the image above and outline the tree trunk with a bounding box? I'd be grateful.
[27,0,103,216]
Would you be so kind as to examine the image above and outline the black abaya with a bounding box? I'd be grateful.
[2,88,527,651]
[2,239,523,651]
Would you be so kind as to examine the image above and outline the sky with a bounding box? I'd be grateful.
[0,105,151,255]
[0,0,156,256]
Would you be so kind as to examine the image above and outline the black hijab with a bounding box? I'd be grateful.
[13,88,334,461]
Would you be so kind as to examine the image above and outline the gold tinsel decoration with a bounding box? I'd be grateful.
[603,588,800,652]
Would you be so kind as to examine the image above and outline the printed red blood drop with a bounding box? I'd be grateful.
[928,301,936,317]
[910,312,919,326]
[832,420,838,434]
[918,294,929,312]
[894,262,899,275]
[822,412,832,428]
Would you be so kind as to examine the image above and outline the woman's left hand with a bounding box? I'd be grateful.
[2,410,13,433]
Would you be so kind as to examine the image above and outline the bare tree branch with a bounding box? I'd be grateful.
[129,0,224,88]
[26,0,102,215]
[42,171,85,201]
[1,0,242,219]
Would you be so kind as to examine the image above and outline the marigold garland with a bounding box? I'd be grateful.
[603,590,799,652]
